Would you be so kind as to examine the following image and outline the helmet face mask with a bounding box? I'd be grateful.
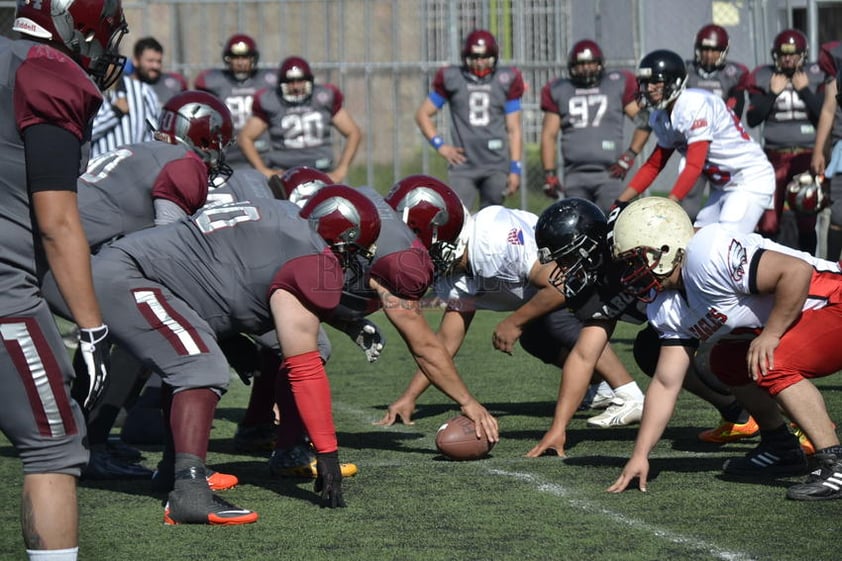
[14,0,129,90]
[154,90,234,185]
[535,198,608,299]
[637,49,688,110]
[610,197,694,302]
[385,175,465,277]
[694,24,730,74]
[278,56,314,103]
[568,40,604,87]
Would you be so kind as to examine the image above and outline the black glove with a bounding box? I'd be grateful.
[77,325,112,412]
[542,170,562,199]
[219,333,261,385]
[608,150,637,179]
[315,451,346,508]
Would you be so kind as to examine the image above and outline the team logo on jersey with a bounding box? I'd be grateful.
[727,239,748,282]
[691,118,708,130]
[506,228,524,245]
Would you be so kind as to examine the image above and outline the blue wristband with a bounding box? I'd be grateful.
[509,160,523,175]
[429,135,445,150]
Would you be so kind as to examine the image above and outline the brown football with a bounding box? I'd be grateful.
[435,415,495,461]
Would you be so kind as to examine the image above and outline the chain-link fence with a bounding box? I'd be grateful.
[3,0,842,210]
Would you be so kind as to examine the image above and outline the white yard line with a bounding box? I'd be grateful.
[489,468,759,561]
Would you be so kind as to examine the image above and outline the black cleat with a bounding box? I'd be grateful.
[786,454,842,501]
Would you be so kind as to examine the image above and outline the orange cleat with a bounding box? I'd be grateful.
[207,470,239,491]
[698,416,759,443]
[790,422,836,456]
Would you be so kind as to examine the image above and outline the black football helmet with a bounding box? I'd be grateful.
[535,198,608,299]
[636,49,687,109]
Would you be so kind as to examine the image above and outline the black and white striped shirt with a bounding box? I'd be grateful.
[91,75,160,157]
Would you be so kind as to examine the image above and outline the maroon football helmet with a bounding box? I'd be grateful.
[13,0,129,90]
[772,29,808,75]
[385,175,466,275]
[461,29,498,78]
[694,24,730,73]
[155,90,234,184]
[278,56,314,103]
[276,166,332,207]
[786,172,829,214]
[223,34,259,80]
[300,185,381,270]
[568,39,604,87]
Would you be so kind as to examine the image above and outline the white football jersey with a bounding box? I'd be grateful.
[648,224,840,343]
[650,88,773,196]
[434,206,538,312]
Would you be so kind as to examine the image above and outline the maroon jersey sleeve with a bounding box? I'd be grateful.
[193,69,212,91]
[619,70,639,106]
[270,253,344,316]
[251,87,271,122]
[151,153,209,214]
[819,41,841,77]
[539,80,560,113]
[14,45,102,139]
[745,67,765,95]
[323,84,344,116]
[507,68,526,100]
[171,72,189,91]
[369,248,434,300]
[431,67,449,99]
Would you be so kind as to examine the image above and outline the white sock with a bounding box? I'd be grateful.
[26,547,78,561]
[614,381,644,401]
[594,381,613,396]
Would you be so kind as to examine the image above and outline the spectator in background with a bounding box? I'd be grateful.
[681,24,751,221]
[4,0,127,558]
[238,56,362,183]
[131,36,188,107]
[415,29,525,211]
[746,29,825,254]
[540,39,650,214]
[90,45,161,157]
[195,34,277,172]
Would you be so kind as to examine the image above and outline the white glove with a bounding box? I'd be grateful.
[348,319,385,363]
[77,325,111,411]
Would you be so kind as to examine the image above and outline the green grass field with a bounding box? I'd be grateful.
[0,312,838,561]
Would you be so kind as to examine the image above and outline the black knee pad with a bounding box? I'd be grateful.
[520,308,582,365]
[633,325,660,377]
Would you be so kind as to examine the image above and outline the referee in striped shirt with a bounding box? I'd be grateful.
[91,70,161,157]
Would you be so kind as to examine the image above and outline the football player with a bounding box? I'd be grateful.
[195,34,278,169]
[747,29,826,254]
[375,200,646,434]
[540,39,651,212]
[238,56,362,183]
[679,24,751,221]
[3,0,127,558]
[415,29,525,210]
[615,49,775,234]
[608,198,842,502]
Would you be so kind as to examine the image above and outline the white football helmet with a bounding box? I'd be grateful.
[786,172,829,214]
[611,197,694,300]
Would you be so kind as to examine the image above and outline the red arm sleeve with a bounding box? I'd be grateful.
[669,140,709,200]
[282,350,337,454]
[369,248,434,300]
[270,252,344,317]
[151,153,209,214]
[627,145,674,194]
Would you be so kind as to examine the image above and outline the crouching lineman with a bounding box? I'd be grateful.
[608,198,842,501]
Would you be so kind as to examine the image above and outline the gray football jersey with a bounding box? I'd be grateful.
[540,70,637,170]
[194,68,277,166]
[253,84,341,171]
[747,63,825,147]
[686,61,748,100]
[207,169,274,205]
[111,199,329,337]
[432,65,524,172]
[77,142,197,250]
[0,37,101,313]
